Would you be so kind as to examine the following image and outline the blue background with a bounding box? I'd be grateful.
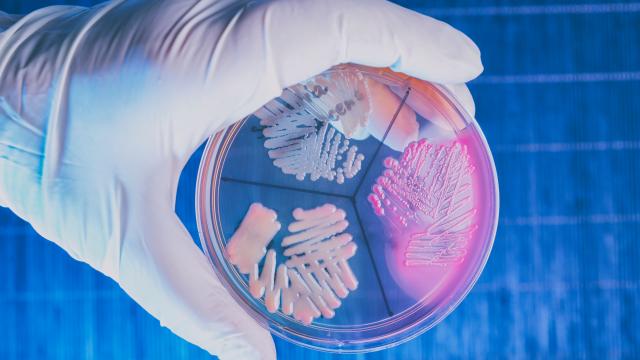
[1,0,639,358]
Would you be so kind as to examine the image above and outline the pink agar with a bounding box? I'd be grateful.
[369,127,491,300]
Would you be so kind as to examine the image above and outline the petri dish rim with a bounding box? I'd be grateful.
[195,66,500,353]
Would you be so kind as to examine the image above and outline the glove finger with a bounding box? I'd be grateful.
[162,0,482,156]
[233,0,482,86]
[219,0,482,118]
[367,79,419,151]
[118,203,275,360]
[441,83,476,118]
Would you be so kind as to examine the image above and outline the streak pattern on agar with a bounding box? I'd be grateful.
[293,70,371,139]
[368,140,477,266]
[257,84,365,184]
[231,204,358,325]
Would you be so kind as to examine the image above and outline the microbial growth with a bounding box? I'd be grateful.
[198,65,500,351]
[227,203,281,274]
[368,140,477,266]
[257,84,365,184]
[292,69,371,139]
[229,204,358,325]
[282,204,358,321]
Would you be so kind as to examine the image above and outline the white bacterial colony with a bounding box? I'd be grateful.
[292,70,372,139]
[256,84,365,184]
[229,204,358,325]
[368,140,477,266]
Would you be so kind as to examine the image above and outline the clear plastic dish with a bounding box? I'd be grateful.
[196,65,499,353]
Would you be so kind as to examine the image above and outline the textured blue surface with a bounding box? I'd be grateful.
[1,0,640,359]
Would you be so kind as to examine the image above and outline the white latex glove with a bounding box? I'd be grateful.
[0,0,482,358]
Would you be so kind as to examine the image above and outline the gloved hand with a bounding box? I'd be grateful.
[0,0,482,358]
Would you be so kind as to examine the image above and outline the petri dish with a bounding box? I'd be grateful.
[196,64,499,353]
